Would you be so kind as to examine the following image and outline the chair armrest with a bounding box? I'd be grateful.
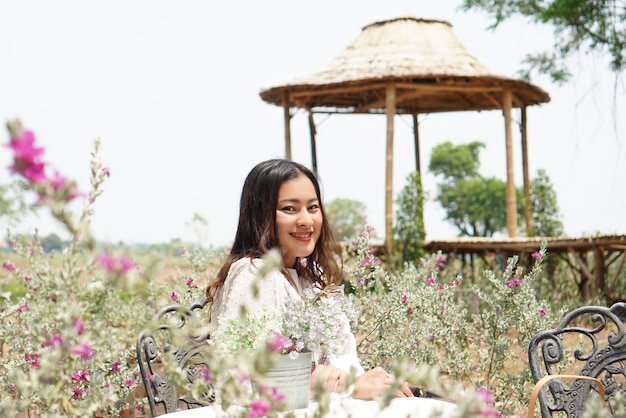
[527,374,605,418]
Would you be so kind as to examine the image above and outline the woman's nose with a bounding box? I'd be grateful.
[297,210,313,227]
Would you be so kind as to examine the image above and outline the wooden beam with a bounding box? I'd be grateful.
[502,89,517,238]
[283,91,291,160]
[385,83,396,254]
[307,110,318,175]
[521,107,533,235]
[503,88,518,237]
[413,113,425,240]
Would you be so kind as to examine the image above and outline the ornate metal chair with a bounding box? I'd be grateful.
[136,297,214,417]
[528,302,626,417]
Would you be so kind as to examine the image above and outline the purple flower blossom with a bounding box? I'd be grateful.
[179,247,185,255]
[269,333,294,353]
[3,261,16,272]
[72,318,85,336]
[70,343,96,360]
[539,309,546,317]
[45,335,63,348]
[531,251,542,260]
[401,295,407,304]
[199,368,211,383]
[71,385,83,400]
[111,361,120,372]
[170,291,179,302]
[95,254,136,275]
[71,370,90,383]
[506,277,522,289]
[125,379,135,387]
[101,167,110,177]
[476,386,501,417]
[248,400,270,418]
[7,129,47,183]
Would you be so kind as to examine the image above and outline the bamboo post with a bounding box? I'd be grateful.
[521,106,533,236]
[502,89,518,237]
[283,91,291,160]
[413,113,425,239]
[307,110,318,175]
[385,83,396,254]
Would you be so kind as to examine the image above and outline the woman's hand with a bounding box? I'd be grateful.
[351,367,414,400]
[311,364,347,393]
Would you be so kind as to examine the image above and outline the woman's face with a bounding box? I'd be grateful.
[276,174,323,268]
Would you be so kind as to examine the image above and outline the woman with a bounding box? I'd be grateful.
[206,159,456,414]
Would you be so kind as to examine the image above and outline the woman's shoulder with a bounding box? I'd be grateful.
[227,257,284,282]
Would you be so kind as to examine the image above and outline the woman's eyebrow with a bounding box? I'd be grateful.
[278,197,319,204]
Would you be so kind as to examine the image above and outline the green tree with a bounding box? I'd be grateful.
[460,0,626,83]
[530,168,564,237]
[40,233,65,253]
[438,177,519,237]
[393,171,426,264]
[428,140,484,180]
[429,141,521,237]
[0,180,32,227]
[324,198,368,242]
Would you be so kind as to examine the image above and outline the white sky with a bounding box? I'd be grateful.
[2,0,625,247]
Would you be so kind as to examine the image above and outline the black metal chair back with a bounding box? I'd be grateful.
[136,298,214,417]
[528,302,626,417]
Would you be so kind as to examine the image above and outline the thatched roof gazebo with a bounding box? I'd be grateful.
[259,16,550,251]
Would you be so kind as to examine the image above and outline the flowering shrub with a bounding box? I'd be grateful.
[344,227,560,416]
[213,254,358,358]
[1,120,617,418]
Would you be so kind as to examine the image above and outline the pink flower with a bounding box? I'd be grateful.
[48,171,66,190]
[199,368,211,382]
[95,254,136,275]
[8,130,48,183]
[506,277,522,289]
[269,333,294,353]
[170,291,179,302]
[531,251,542,260]
[72,318,85,336]
[71,385,83,400]
[101,167,110,178]
[476,386,501,417]
[45,335,63,348]
[539,309,546,317]
[125,379,135,387]
[179,248,186,255]
[111,361,120,372]
[3,261,16,272]
[269,387,285,402]
[71,369,90,383]
[248,400,270,418]
[70,343,96,360]
[401,295,407,304]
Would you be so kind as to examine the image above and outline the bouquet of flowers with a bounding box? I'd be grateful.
[213,284,357,359]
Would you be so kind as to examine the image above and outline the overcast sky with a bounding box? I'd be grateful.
[2,0,624,247]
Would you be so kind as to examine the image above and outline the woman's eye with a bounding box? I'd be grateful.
[308,205,320,212]
[281,206,296,212]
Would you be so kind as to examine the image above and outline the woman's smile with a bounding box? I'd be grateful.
[276,174,323,267]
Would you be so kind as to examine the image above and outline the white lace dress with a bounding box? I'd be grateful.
[210,257,364,375]
[177,257,459,418]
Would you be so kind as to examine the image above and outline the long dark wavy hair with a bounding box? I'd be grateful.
[205,159,342,303]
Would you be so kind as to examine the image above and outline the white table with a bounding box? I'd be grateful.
[161,395,457,417]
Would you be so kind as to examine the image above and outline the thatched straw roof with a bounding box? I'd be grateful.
[259,16,550,113]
